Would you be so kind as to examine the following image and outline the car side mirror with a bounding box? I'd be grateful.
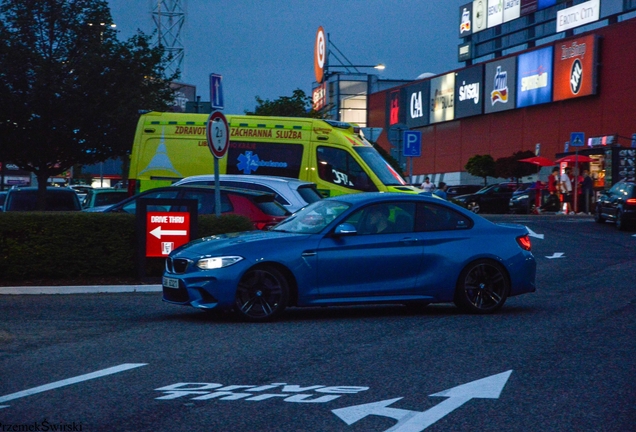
[333,223,357,236]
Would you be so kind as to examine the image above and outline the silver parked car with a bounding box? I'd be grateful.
[171,175,323,213]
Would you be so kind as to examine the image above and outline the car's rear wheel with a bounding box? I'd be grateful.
[454,259,510,314]
[235,265,289,322]
[467,201,480,213]
[594,206,605,223]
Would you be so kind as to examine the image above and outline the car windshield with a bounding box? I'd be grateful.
[353,147,407,186]
[271,200,350,234]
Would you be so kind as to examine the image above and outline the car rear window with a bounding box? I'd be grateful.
[94,192,128,207]
[7,189,80,211]
[249,195,290,216]
[296,185,323,205]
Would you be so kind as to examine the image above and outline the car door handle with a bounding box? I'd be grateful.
[302,251,317,257]
[400,237,419,244]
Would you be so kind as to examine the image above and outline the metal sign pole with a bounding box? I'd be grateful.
[214,158,221,217]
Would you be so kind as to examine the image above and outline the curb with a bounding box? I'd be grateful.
[0,285,162,295]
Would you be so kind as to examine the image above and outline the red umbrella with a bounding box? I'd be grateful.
[555,155,593,163]
[519,156,555,167]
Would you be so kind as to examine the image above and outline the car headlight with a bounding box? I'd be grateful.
[517,194,529,200]
[196,256,243,270]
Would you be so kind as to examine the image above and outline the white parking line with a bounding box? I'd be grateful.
[0,363,147,408]
[0,285,161,295]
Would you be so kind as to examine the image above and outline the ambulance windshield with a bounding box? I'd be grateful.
[354,147,408,186]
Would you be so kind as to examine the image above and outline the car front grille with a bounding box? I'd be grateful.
[165,257,190,274]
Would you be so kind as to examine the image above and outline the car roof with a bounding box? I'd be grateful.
[9,186,75,192]
[174,174,315,186]
[325,192,446,206]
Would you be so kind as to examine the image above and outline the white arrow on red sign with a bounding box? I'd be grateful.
[150,226,188,239]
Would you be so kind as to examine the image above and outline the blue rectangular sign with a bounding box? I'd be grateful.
[570,132,585,147]
[210,73,224,110]
[403,131,422,157]
[516,46,553,108]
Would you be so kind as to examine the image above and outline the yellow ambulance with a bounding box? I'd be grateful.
[128,111,419,196]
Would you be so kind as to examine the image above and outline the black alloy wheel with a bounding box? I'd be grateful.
[454,259,510,314]
[235,265,289,322]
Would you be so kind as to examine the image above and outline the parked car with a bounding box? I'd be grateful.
[162,192,536,321]
[171,175,323,213]
[594,181,636,230]
[69,184,93,201]
[0,191,7,211]
[2,186,82,211]
[85,185,291,230]
[454,182,527,214]
[81,188,128,209]
[508,183,545,214]
[445,184,483,198]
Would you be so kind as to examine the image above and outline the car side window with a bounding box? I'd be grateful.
[415,203,472,232]
[343,202,415,235]
[120,190,179,214]
[180,190,232,214]
[316,146,375,192]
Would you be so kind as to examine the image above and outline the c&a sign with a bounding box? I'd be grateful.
[405,81,430,128]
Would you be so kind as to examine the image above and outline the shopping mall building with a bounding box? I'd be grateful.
[317,0,636,191]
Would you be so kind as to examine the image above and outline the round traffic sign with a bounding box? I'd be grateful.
[206,111,230,158]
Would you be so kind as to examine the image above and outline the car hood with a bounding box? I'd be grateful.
[171,229,311,257]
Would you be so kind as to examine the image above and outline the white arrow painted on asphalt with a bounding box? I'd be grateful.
[525,226,544,240]
[546,252,565,259]
[150,226,187,239]
[332,370,513,431]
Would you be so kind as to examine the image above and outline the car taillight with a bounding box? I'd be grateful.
[626,198,636,205]
[127,179,137,197]
[516,234,532,251]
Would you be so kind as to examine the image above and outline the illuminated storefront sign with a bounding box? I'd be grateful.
[386,88,405,129]
[487,0,504,28]
[312,83,326,111]
[455,65,484,119]
[556,0,600,33]
[516,46,554,108]
[485,57,517,113]
[429,73,455,124]
[504,0,521,23]
[553,34,598,102]
[472,0,487,34]
[459,2,473,37]
[405,81,431,128]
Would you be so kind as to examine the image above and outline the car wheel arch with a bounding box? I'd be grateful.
[242,261,299,306]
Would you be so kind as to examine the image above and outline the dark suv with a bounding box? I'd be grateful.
[594,181,636,230]
[3,186,82,211]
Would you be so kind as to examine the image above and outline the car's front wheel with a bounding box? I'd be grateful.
[235,265,289,322]
[454,259,510,314]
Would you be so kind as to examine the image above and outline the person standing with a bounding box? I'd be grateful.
[420,176,435,193]
[581,169,594,214]
[560,167,574,214]
[433,182,448,199]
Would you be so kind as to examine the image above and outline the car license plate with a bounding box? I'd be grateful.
[163,276,179,289]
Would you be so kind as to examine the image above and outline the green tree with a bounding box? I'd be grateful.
[465,154,496,186]
[246,89,321,118]
[0,0,176,206]
[495,150,537,182]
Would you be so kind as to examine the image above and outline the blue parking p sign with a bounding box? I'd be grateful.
[403,131,422,157]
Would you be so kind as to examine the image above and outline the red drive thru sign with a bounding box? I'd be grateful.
[146,212,190,257]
